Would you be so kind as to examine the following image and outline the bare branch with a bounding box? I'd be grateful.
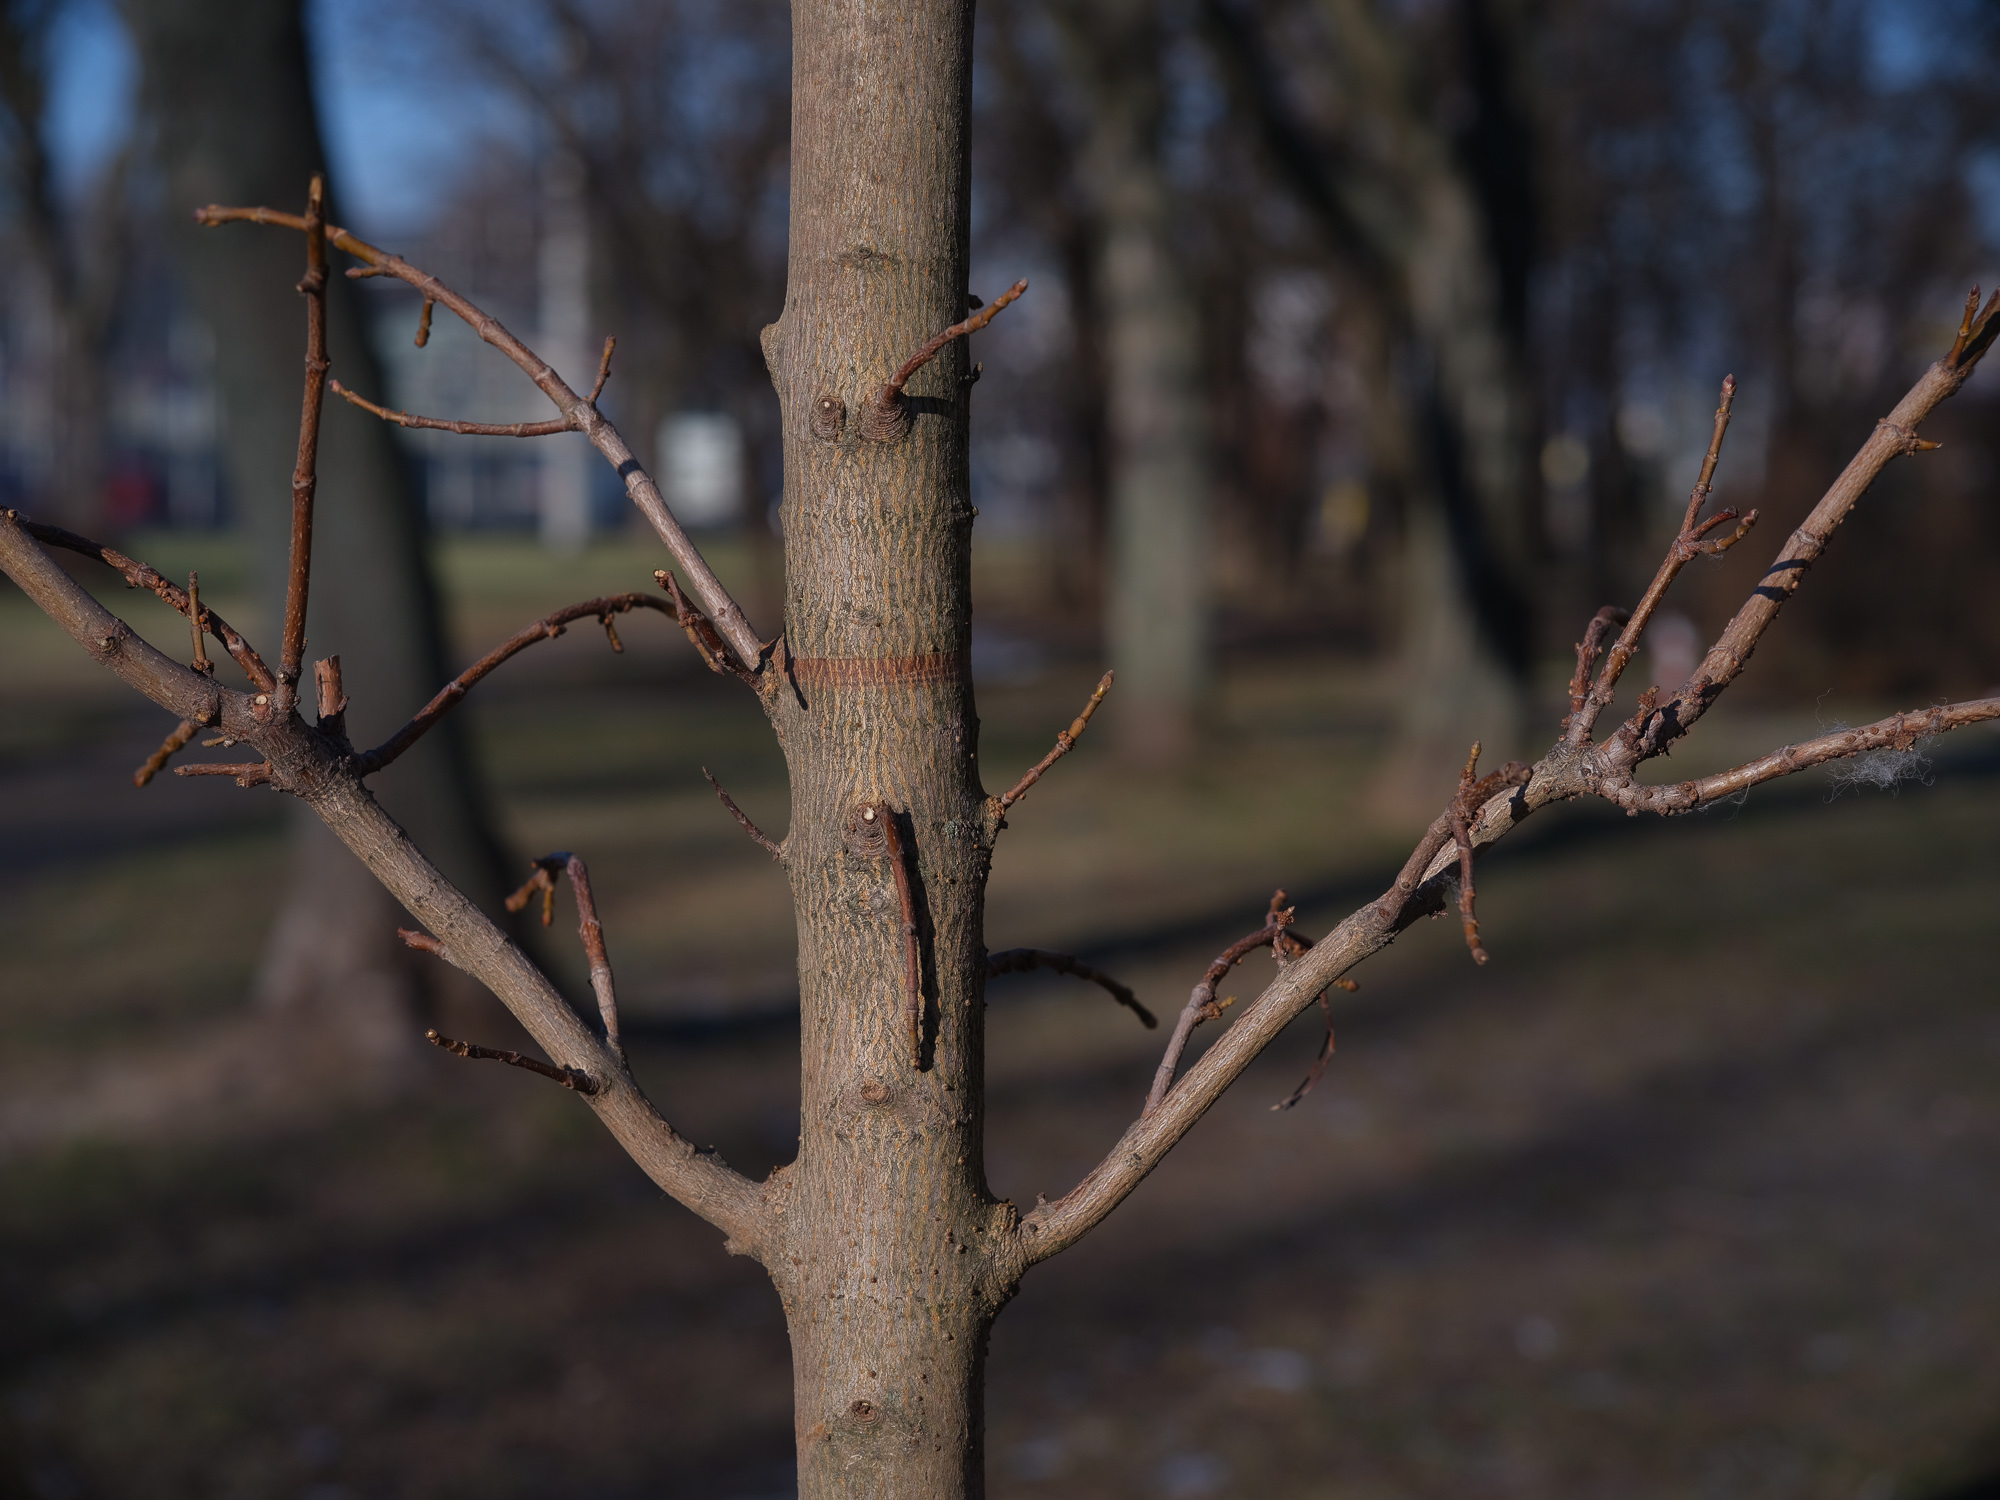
[887,280,1027,397]
[703,767,783,860]
[196,203,764,671]
[426,1029,596,1093]
[653,570,762,687]
[588,335,616,403]
[1270,985,1346,1113]
[863,279,1028,440]
[186,572,211,673]
[1566,376,1757,744]
[357,594,674,774]
[0,505,770,1257]
[1565,605,1627,725]
[133,719,197,787]
[0,513,234,725]
[1146,901,1294,1116]
[500,853,627,1057]
[994,670,1114,817]
[1945,284,2000,370]
[277,175,329,715]
[1609,695,2000,814]
[1445,744,1532,965]
[16,516,274,691]
[329,379,571,437]
[1019,308,2000,1269]
[985,948,1156,1028]
[414,296,434,347]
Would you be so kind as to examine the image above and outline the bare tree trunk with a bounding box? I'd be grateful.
[121,0,508,1022]
[757,4,1009,1492]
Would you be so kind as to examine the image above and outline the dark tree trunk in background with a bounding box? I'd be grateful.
[1053,0,1213,763]
[121,0,508,1033]
[0,4,126,535]
[1203,0,1538,810]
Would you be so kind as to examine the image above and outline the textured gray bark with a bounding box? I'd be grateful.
[754,7,1013,1491]
[120,0,508,1016]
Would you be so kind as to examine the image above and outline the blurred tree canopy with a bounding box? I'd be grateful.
[3,0,1997,717]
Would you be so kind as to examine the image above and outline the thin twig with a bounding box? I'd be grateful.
[175,761,273,787]
[703,768,783,859]
[314,655,347,739]
[1608,694,2000,815]
[588,336,615,403]
[1945,285,2000,370]
[1145,899,1297,1115]
[357,594,673,774]
[562,855,623,1059]
[329,379,571,437]
[0,511,769,1251]
[133,720,197,787]
[426,1029,596,1093]
[414,297,434,347]
[195,201,765,670]
[653,570,761,685]
[996,670,1114,814]
[505,862,560,927]
[398,927,447,958]
[1568,376,1758,744]
[1271,992,1339,1112]
[864,280,1029,439]
[1565,605,1627,724]
[501,854,625,1057]
[278,175,329,715]
[16,516,274,691]
[186,572,210,673]
[985,949,1156,1027]
[887,280,1028,396]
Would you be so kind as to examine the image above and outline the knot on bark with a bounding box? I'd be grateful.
[860,387,910,442]
[809,393,845,441]
[845,802,891,857]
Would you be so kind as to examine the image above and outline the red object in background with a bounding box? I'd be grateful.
[102,463,161,529]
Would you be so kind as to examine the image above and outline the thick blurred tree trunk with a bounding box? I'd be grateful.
[121,0,508,1035]
[1055,0,1212,763]
[0,4,126,534]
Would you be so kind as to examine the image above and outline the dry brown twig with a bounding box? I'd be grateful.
[985,949,1157,1028]
[197,201,762,670]
[19,519,272,690]
[703,768,783,860]
[277,175,329,716]
[993,670,1114,821]
[862,279,1028,440]
[503,853,625,1059]
[426,1029,596,1093]
[653,569,761,687]
[133,720,197,787]
[358,594,675,774]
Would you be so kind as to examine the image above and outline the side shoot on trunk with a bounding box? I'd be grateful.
[6,11,2000,1495]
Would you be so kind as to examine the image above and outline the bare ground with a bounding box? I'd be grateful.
[3,538,1998,1499]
